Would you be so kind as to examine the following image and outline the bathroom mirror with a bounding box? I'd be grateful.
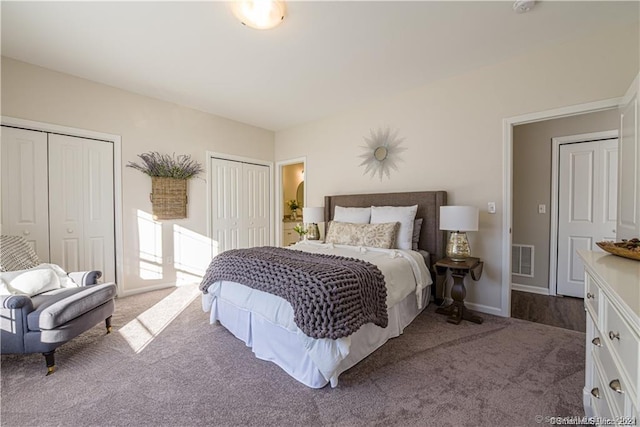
[296,181,304,209]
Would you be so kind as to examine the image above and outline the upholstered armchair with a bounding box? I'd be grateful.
[0,235,117,375]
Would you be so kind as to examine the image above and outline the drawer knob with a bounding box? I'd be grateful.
[586,292,595,299]
[591,337,602,347]
[590,387,600,399]
[609,379,623,394]
[608,331,620,341]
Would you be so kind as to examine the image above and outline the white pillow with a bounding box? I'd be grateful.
[0,263,78,296]
[0,268,60,296]
[333,206,371,224]
[370,205,418,250]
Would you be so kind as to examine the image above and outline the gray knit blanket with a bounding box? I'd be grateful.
[199,246,388,339]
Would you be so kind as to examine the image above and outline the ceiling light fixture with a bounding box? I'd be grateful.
[231,0,286,30]
[513,0,535,13]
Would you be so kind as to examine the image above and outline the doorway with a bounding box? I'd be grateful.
[505,102,620,319]
[276,157,306,247]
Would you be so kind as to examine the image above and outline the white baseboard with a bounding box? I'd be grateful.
[511,283,550,296]
[437,298,503,317]
[465,301,503,317]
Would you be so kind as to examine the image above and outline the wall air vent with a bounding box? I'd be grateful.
[512,244,534,277]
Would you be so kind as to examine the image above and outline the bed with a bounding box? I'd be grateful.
[201,191,447,388]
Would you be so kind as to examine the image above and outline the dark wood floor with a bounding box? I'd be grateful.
[511,290,585,332]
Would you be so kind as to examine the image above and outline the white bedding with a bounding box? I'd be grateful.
[201,241,432,387]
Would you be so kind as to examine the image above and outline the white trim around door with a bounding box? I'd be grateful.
[1,116,125,296]
[501,98,620,318]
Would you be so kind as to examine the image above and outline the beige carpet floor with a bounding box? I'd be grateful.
[1,285,586,427]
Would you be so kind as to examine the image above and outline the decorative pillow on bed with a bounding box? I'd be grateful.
[324,221,399,249]
[412,218,423,251]
[370,205,418,250]
[333,206,371,224]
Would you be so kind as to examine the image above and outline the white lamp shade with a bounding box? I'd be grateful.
[440,206,479,231]
[303,207,324,224]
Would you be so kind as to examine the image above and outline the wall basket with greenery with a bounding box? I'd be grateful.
[127,152,203,220]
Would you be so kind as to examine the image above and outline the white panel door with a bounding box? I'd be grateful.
[48,134,115,282]
[210,158,242,253]
[0,126,50,261]
[557,139,618,297]
[244,162,270,247]
[618,75,639,240]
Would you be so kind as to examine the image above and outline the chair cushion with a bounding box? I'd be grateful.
[27,283,117,331]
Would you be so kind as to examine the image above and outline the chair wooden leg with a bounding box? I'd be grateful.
[105,315,113,334]
[43,351,56,376]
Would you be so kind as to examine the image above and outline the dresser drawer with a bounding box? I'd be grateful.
[590,355,616,420]
[603,298,640,398]
[584,273,600,322]
[594,340,627,416]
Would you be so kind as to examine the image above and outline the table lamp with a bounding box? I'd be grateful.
[440,206,479,261]
[303,207,324,240]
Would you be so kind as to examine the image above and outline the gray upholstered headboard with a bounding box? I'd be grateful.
[323,191,447,270]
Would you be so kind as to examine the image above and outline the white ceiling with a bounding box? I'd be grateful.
[2,1,638,131]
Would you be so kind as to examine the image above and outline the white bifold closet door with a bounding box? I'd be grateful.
[1,127,115,283]
[210,157,270,254]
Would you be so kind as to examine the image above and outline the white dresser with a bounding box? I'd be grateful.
[579,250,640,424]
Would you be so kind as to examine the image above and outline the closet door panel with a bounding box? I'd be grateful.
[49,135,84,272]
[244,163,270,247]
[211,158,243,253]
[49,134,114,281]
[0,126,50,261]
[85,140,115,282]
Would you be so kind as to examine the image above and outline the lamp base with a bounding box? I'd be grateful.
[446,231,471,261]
[306,223,320,240]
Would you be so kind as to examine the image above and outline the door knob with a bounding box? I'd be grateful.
[67,228,74,234]
[22,230,30,235]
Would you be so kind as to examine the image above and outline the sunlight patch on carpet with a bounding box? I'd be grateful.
[119,284,201,353]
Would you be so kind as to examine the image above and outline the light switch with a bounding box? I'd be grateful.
[488,202,496,214]
[538,204,546,214]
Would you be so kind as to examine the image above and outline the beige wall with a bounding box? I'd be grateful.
[274,24,639,314]
[1,57,275,295]
[512,109,620,290]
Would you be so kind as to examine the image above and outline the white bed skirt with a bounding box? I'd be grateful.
[203,284,430,388]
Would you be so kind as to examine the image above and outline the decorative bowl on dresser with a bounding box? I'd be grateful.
[578,250,640,424]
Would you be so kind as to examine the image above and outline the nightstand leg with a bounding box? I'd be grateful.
[436,271,483,324]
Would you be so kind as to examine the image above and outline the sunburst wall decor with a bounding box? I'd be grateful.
[358,127,407,180]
